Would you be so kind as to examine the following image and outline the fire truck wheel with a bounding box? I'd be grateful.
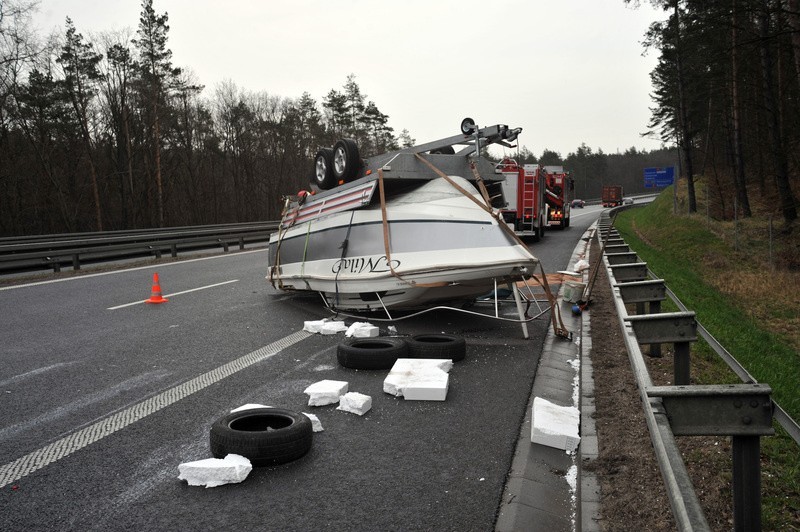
[209,408,313,467]
[312,148,336,189]
[332,138,361,182]
[407,334,466,362]
[337,337,408,370]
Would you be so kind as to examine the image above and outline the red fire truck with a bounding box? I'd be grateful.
[495,158,547,241]
[543,166,573,229]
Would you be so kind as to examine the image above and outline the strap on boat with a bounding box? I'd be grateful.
[377,168,448,288]
[268,196,295,288]
[413,156,570,338]
[530,264,570,339]
[413,153,529,249]
[469,160,494,208]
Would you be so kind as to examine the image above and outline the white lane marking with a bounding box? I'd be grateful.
[0,330,310,488]
[107,279,239,310]
[0,362,77,388]
[0,248,267,292]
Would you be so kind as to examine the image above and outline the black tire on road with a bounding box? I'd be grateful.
[210,408,313,467]
[407,334,466,362]
[332,138,361,182]
[312,148,336,189]
[337,337,408,370]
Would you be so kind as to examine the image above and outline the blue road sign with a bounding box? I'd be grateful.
[644,167,674,188]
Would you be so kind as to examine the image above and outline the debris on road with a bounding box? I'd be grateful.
[304,379,349,406]
[383,358,452,401]
[530,397,580,452]
[336,392,372,415]
[345,322,379,338]
[178,454,252,488]
[302,412,324,432]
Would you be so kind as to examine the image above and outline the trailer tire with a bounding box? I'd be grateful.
[332,138,361,182]
[430,146,455,155]
[337,337,408,370]
[209,408,313,467]
[407,334,466,362]
[312,148,336,189]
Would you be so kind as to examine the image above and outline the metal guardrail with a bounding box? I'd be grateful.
[0,222,279,274]
[596,209,794,531]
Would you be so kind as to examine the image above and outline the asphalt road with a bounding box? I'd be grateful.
[0,206,603,531]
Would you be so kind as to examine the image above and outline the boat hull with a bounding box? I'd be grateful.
[268,177,538,310]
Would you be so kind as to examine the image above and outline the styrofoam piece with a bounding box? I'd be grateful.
[402,374,449,401]
[345,322,379,338]
[531,397,580,452]
[178,454,252,488]
[303,412,324,432]
[336,392,372,415]
[383,358,453,400]
[574,259,590,272]
[321,320,348,335]
[303,319,327,333]
[304,379,349,406]
[230,403,271,413]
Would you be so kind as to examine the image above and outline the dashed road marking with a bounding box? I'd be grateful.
[0,330,310,488]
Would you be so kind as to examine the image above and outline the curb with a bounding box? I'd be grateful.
[496,225,599,532]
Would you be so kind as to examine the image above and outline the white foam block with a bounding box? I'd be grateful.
[531,397,580,452]
[321,321,348,335]
[178,454,252,488]
[402,374,449,401]
[345,322,380,338]
[303,319,327,333]
[230,403,271,413]
[304,379,349,406]
[383,358,453,400]
[336,392,372,415]
[303,412,324,432]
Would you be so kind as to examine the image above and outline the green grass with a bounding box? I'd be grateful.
[613,191,800,530]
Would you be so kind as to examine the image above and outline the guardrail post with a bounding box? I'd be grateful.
[647,384,774,532]
[605,252,639,265]
[171,244,178,258]
[239,237,245,250]
[625,312,697,384]
[72,254,80,271]
[609,263,648,283]
[605,244,630,254]
[616,280,667,357]
[733,436,762,532]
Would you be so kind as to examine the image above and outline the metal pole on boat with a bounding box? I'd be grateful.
[508,281,529,339]
[493,279,499,318]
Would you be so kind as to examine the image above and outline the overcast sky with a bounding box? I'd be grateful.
[32,0,668,157]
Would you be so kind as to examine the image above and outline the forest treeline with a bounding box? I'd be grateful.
[630,0,799,224]
[2,1,795,237]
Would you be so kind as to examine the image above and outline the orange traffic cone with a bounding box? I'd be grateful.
[145,272,168,304]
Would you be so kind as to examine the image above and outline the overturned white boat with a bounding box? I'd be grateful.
[268,119,539,312]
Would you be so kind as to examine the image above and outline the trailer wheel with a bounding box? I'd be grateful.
[337,337,408,370]
[312,148,336,189]
[430,146,455,155]
[209,408,313,467]
[407,334,466,362]
[460,117,476,135]
[332,139,361,182]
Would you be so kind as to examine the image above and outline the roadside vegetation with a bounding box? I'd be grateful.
[614,183,799,529]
